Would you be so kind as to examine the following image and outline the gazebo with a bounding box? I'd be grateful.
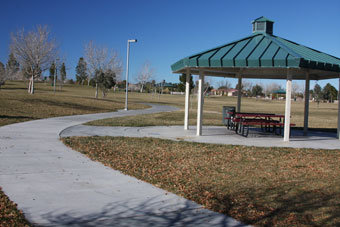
[171,16,340,141]
[272,89,286,99]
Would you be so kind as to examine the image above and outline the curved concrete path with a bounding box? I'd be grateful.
[0,104,248,227]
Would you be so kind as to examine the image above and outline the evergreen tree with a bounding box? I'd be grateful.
[322,83,338,102]
[6,53,20,79]
[60,63,66,82]
[0,62,5,75]
[93,69,116,97]
[178,73,194,92]
[49,63,55,81]
[235,83,244,91]
[75,57,88,85]
[0,61,5,87]
[251,84,264,97]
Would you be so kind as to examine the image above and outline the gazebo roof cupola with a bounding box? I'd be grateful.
[252,16,274,35]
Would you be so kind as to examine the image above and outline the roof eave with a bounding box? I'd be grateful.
[300,59,340,72]
[171,58,190,73]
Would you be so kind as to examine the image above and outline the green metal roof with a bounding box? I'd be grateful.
[252,16,274,23]
[171,33,340,73]
[171,17,340,81]
[272,89,286,94]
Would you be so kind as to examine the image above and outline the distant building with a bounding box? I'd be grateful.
[227,89,238,96]
[211,88,238,96]
[128,83,140,92]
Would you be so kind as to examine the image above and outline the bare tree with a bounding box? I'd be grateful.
[10,25,57,94]
[203,77,213,95]
[292,82,301,98]
[242,80,253,96]
[241,80,253,91]
[216,79,232,89]
[264,82,281,96]
[137,62,154,93]
[84,41,122,98]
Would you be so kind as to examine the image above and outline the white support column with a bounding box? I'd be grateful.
[197,70,204,136]
[284,71,292,142]
[237,77,242,112]
[184,69,191,130]
[303,73,310,135]
[338,77,340,139]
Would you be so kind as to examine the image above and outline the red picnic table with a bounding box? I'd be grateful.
[225,112,295,137]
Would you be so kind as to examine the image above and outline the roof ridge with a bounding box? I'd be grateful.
[278,36,340,62]
[189,33,260,59]
[264,34,303,59]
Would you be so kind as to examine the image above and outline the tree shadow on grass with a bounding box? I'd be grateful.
[23,99,112,112]
[0,87,28,90]
[38,196,246,227]
[0,115,37,120]
[209,186,340,226]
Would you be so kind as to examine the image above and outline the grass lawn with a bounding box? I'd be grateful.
[63,136,340,226]
[88,94,339,129]
[0,81,147,127]
[86,111,223,127]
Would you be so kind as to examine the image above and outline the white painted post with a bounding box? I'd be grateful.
[237,77,242,112]
[284,71,292,142]
[338,77,340,139]
[304,73,310,135]
[197,70,204,136]
[184,69,191,130]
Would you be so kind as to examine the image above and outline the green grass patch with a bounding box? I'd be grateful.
[63,136,340,226]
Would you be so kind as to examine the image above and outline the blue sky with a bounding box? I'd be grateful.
[1,0,340,89]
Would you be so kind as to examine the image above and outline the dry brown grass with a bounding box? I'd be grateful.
[0,81,146,127]
[88,94,338,129]
[63,136,340,226]
[0,187,32,227]
[87,111,223,127]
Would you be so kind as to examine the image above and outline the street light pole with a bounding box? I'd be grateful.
[54,59,59,93]
[124,39,137,111]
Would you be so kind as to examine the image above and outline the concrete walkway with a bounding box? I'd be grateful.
[61,125,340,150]
[0,104,248,227]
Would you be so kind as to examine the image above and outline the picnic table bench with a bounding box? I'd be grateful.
[225,112,295,137]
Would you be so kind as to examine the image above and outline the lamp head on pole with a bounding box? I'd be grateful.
[128,39,137,43]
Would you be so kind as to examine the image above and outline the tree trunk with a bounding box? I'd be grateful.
[88,77,90,86]
[28,79,31,93]
[140,84,144,93]
[30,76,35,94]
[95,83,98,99]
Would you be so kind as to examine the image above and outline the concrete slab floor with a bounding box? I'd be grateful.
[61,125,340,150]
